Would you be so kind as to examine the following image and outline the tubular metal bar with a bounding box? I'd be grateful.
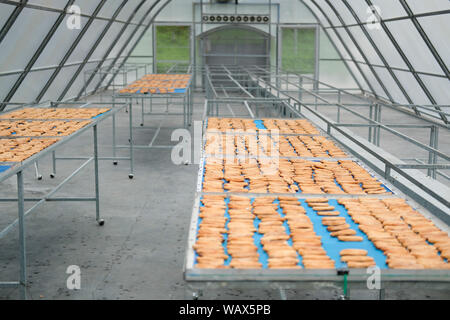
[407,158,450,182]
[18,170,26,299]
[0,0,75,110]
[218,66,447,210]
[0,158,94,239]
[251,74,449,210]
[256,65,449,126]
[94,125,100,223]
[244,101,255,119]
[0,103,129,299]
[0,198,97,202]
[247,68,450,162]
[111,74,193,173]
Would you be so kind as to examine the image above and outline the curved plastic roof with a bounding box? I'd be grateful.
[300,0,450,123]
[0,0,448,123]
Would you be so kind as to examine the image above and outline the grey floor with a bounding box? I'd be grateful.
[0,90,449,300]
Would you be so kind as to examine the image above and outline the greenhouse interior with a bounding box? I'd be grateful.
[0,0,449,301]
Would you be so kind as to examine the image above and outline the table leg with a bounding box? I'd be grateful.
[93,125,103,226]
[129,102,134,179]
[17,171,27,299]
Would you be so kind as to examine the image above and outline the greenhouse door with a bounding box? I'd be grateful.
[201,26,270,67]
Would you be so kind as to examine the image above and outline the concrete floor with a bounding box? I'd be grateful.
[0,90,449,300]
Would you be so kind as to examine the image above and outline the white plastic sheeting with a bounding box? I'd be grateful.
[0,0,447,123]
[301,0,449,122]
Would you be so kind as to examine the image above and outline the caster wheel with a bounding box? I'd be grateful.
[140,123,144,127]
[113,161,118,166]
[98,219,105,226]
[128,139,131,143]
[50,174,55,179]
[37,175,43,180]
[129,174,134,179]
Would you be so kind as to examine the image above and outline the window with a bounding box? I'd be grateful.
[281,27,316,74]
[156,25,191,73]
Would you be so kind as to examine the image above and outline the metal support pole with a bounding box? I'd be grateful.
[298,76,303,101]
[190,85,193,125]
[129,102,134,179]
[17,171,26,300]
[112,96,118,165]
[369,104,373,143]
[141,97,144,126]
[93,125,102,225]
[34,161,42,180]
[384,164,391,181]
[376,104,382,147]
[337,104,341,123]
[51,151,56,178]
[183,94,187,128]
[428,125,438,179]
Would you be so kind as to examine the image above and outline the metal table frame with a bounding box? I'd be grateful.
[0,103,128,299]
[183,65,450,299]
[184,117,450,299]
[83,62,152,99]
[111,73,194,175]
[0,101,135,180]
[209,65,449,219]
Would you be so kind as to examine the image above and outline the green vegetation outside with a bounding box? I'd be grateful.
[281,28,316,74]
[156,26,190,72]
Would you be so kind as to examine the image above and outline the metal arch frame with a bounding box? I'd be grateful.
[0,0,28,46]
[197,23,272,39]
[297,0,364,94]
[364,0,448,124]
[0,0,75,110]
[399,0,449,79]
[321,9,450,30]
[0,0,150,28]
[99,0,172,92]
[69,0,150,101]
[76,0,158,100]
[398,0,449,123]
[340,0,419,115]
[34,0,108,103]
[319,58,448,79]
[198,24,271,71]
[64,0,129,102]
[0,0,446,121]
[321,0,394,103]
[303,0,449,125]
[307,0,376,96]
